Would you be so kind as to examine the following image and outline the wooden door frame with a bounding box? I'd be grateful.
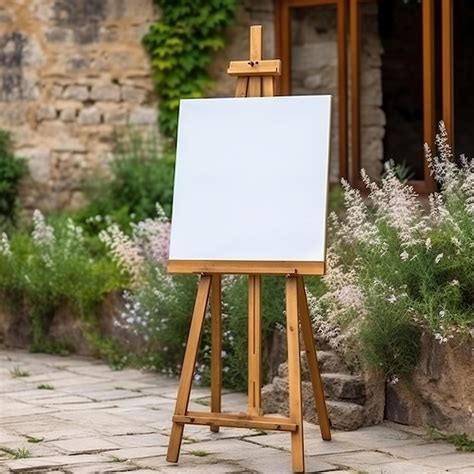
[275,0,349,180]
[276,0,457,194]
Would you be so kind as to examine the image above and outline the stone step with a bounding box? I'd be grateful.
[325,400,365,431]
[262,377,365,431]
[321,373,366,403]
[278,350,351,381]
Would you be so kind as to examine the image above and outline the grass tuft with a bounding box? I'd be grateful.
[25,435,44,444]
[0,447,31,459]
[9,367,29,378]
[190,450,211,457]
[37,384,54,390]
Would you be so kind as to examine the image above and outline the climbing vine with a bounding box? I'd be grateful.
[143,0,239,141]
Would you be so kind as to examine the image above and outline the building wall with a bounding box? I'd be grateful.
[0,0,158,210]
[0,0,384,210]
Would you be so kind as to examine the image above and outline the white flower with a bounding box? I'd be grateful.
[400,251,409,261]
[32,210,55,247]
[0,233,11,257]
[387,294,397,304]
[425,238,432,250]
[435,253,444,264]
[449,279,460,286]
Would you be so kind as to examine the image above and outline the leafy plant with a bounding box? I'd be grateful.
[0,130,27,229]
[427,427,474,452]
[0,211,125,353]
[77,131,175,231]
[37,384,54,390]
[143,0,238,140]
[310,123,474,380]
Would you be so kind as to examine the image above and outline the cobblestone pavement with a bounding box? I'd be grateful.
[1,349,474,473]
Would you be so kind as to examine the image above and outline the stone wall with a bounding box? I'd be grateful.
[386,332,474,437]
[0,0,158,210]
[0,0,385,209]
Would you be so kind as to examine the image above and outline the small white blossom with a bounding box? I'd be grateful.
[435,253,444,264]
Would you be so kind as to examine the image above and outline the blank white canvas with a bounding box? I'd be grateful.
[169,95,331,262]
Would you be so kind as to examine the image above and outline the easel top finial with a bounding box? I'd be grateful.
[227,25,281,78]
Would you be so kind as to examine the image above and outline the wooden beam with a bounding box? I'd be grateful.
[167,276,212,463]
[349,0,360,185]
[337,0,349,180]
[167,260,325,276]
[441,0,454,152]
[210,274,222,432]
[422,0,436,192]
[286,276,305,473]
[227,60,281,76]
[297,276,331,440]
[174,412,297,432]
[279,2,291,94]
[248,275,262,416]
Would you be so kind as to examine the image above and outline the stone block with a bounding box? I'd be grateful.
[59,107,77,122]
[102,107,127,125]
[128,107,157,125]
[37,105,57,121]
[78,107,101,125]
[63,85,89,101]
[121,85,146,104]
[19,148,50,184]
[90,84,121,102]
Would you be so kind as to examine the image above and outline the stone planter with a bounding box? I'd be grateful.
[0,291,143,355]
[385,331,474,437]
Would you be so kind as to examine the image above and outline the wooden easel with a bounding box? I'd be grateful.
[166,25,331,473]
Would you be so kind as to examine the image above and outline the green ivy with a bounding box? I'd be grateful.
[143,0,239,140]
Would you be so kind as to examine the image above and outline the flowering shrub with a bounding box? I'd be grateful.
[0,212,124,352]
[309,123,474,380]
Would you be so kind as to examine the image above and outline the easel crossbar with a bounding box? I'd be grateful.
[173,412,297,432]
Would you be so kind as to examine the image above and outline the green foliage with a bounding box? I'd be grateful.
[143,0,239,139]
[0,214,125,353]
[76,131,175,231]
[9,366,29,378]
[37,384,54,390]
[0,447,30,459]
[427,428,474,452]
[318,127,474,379]
[126,267,198,375]
[25,436,44,444]
[0,130,28,229]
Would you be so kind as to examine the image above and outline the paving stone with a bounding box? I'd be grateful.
[333,424,420,449]
[65,462,138,473]
[5,454,106,472]
[364,461,447,473]
[106,433,170,448]
[246,431,362,456]
[106,445,168,460]
[1,349,473,474]
[416,453,474,470]
[48,437,121,454]
[179,438,338,473]
[379,440,457,460]
[318,450,399,470]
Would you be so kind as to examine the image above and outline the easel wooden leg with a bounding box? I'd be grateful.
[166,275,212,463]
[286,276,305,473]
[210,274,222,432]
[248,274,262,416]
[297,276,331,441]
